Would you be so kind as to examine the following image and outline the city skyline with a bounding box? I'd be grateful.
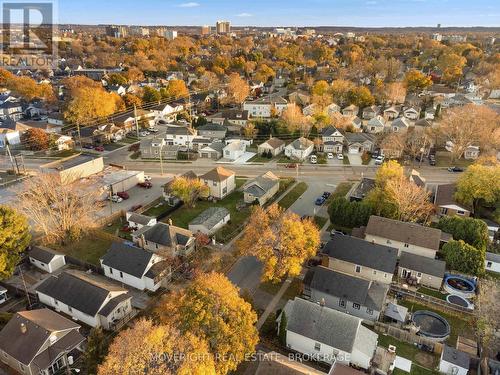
[58,0,500,28]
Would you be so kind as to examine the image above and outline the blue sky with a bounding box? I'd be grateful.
[58,0,500,27]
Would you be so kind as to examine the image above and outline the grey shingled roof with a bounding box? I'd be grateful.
[29,246,63,264]
[384,303,408,322]
[101,242,154,278]
[442,345,470,369]
[399,251,446,278]
[244,172,280,198]
[285,297,361,352]
[322,235,398,274]
[365,216,441,251]
[127,213,154,226]
[36,270,128,316]
[189,207,230,230]
[304,266,388,310]
[97,293,131,317]
[486,252,500,263]
[140,222,193,247]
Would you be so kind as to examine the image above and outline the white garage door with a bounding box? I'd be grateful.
[349,146,360,154]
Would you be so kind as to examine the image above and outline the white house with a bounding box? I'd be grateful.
[486,252,500,274]
[100,242,170,292]
[464,146,480,160]
[35,270,133,330]
[126,212,157,230]
[439,345,470,375]
[284,137,314,161]
[365,115,386,134]
[200,167,236,199]
[28,246,66,274]
[188,207,230,235]
[403,107,420,120]
[54,135,73,151]
[278,297,378,369]
[384,106,400,120]
[243,95,288,118]
[222,140,246,161]
[165,125,197,147]
[321,126,344,153]
[0,128,20,147]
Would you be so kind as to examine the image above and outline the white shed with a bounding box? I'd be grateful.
[28,246,66,273]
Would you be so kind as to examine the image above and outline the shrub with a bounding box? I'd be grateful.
[328,197,373,228]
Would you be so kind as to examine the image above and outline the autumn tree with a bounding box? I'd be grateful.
[255,64,276,82]
[142,86,161,103]
[237,204,320,282]
[0,69,55,101]
[331,79,355,107]
[22,128,50,151]
[438,105,500,161]
[437,53,467,84]
[281,103,308,135]
[404,69,432,93]
[198,71,219,91]
[0,206,31,279]
[347,86,375,108]
[169,177,209,208]
[455,162,500,214]
[442,240,485,276]
[225,73,250,105]
[123,93,143,108]
[157,272,258,375]
[17,173,99,244]
[162,79,189,100]
[99,319,216,375]
[385,81,407,104]
[125,67,144,83]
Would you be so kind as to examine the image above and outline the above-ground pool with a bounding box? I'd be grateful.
[444,275,476,299]
[412,310,451,341]
[446,294,474,310]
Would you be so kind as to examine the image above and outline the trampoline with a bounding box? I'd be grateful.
[446,294,474,310]
[444,275,476,298]
[412,310,450,341]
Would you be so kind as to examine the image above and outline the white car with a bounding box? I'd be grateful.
[327,153,334,159]
[144,175,152,182]
[310,155,317,164]
[148,127,159,133]
[139,131,150,137]
[108,195,123,203]
[375,155,385,165]
[337,153,344,160]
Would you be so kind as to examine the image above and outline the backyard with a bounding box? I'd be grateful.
[50,231,115,265]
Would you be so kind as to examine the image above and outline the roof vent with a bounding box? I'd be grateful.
[20,323,27,334]
[49,335,57,345]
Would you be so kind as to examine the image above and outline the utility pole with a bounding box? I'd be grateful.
[18,265,32,309]
[108,185,114,215]
[159,142,164,176]
[5,142,16,173]
[134,104,140,138]
[76,122,82,149]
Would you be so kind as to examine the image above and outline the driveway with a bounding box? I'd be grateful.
[348,153,363,166]
[227,256,262,292]
[288,180,335,218]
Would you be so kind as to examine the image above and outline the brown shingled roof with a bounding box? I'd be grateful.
[200,166,235,182]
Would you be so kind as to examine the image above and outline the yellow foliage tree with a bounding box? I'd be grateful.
[169,177,209,207]
[226,73,250,105]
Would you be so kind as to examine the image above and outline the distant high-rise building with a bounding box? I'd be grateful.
[201,25,211,35]
[129,26,150,37]
[151,27,166,37]
[216,21,231,34]
[487,36,496,46]
[437,23,441,29]
[431,33,442,42]
[165,30,178,40]
[106,25,128,38]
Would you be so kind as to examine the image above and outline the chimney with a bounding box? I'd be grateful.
[320,298,325,307]
[20,323,27,334]
[168,218,173,225]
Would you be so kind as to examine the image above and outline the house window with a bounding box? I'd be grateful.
[68,307,72,313]
[54,300,58,305]
[355,265,361,273]
[487,262,492,268]
[120,272,123,278]
[386,240,392,244]
[109,268,113,274]
[373,270,377,275]
[367,308,373,315]
[156,244,159,249]
[314,342,321,351]
[457,210,465,215]
[223,187,227,194]
[417,272,422,277]
[353,303,360,310]
[212,181,217,186]
[441,207,448,215]
[404,243,409,248]
[339,299,346,308]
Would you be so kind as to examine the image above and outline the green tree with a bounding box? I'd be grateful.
[142,86,161,103]
[278,310,287,345]
[107,73,128,85]
[346,86,375,108]
[0,206,31,279]
[442,240,485,276]
[455,163,500,214]
[328,198,373,229]
[436,216,489,251]
[84,328,108,375]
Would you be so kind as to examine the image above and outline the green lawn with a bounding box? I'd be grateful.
[120,137,139,144]
[393,366,439,375]
[248,154,272,163]
[416,287,448,300]
[332,182,354,199]
[278,182,308,209]
[143,198,172,217]
[313,215,328,229]
[378,334,439,370]
[435,151,473,168]
[276,156,303,164]
[52,149,80,158]
[486,271,500,281]
[342,155,350,165]
[399,299,474,346]
[51,232,114,265]
[102,218,132,240]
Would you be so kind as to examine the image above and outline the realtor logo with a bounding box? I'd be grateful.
[1,1,57,68]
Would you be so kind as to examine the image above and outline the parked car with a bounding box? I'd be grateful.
[322,192,331,199]
[148,127,159,133]
[429,154,436,166]
[286,163,297,168]
[131,204,142,211]
[138,181,152,189]
[144,175,152,181]
[447,166,464,173]
[337,153,344,160]
[310,155,317,164]
[116,191,129,199]
[327,153,334,159]
[375,155,385,165]
[94,146,104,152]
[330,229,345,238]
[139,131,150,137]
[108,195,123,203]
[82,144,94,149]
[315,196,326,205]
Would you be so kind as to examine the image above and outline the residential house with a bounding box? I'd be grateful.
[0,309,85,375]
[94,123,126,143]
[132,222,195,257]
[192,137,212,150]
[188,207,230,235]
[485,252,500,274]
[0,127,21,147]
[140,138,179,160]
[414,118,432,131]
[349,177,375,202]
[364,216,441,259]
[321,126,344,153]
[403,107,420,120]
[384,106,400,120]
[126,212,157,229]
[391,117,411,132]
[108,84,127,96]
[384,303,408,324]
[288,90,311,107]
[303,266,389,321]
[284,137,314,161]
[100,242,169,291]
[434,184,471,218]
[464,146,480,160]
[0,101,23,121]
[150,102,184,123]
[302,103,318,117]
[398,252,446,289]
[243,95,288,118]
[344,132,375,154]
[197,123,227,140]
[198,142,224,160]
[326,103,341,116]
[278,297,378,369]
[321,235,398,284]
[223,140,246,161]
[200,167,236,199]
[243,171,280,205]
[163,170,198,205]
[346,116,363,130]
[366,115,386,134]
[439,346,470,375]
[54,135,74,151]
[208,110,249,128]
[28,246,66,274]
[342,104,359,117]
[362,105,380,120]
[257,137,285,156]
[35,270,133,330]
[165,125,197,147]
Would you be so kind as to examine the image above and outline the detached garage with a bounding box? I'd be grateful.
[103,170,145,193]
[29,246,66,273]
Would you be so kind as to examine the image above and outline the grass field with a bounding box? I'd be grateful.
[435,151,473,168]
[52,232,113,265]
[416,287,448,300]
[278,182,308,209]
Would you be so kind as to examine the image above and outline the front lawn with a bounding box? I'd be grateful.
[278,182,308,209]
[331,182,354,199]
[51,231,114,265]
[248,154,273,163]
[102,218,132,240]
[342,155,350,165]
[435,151,473,168]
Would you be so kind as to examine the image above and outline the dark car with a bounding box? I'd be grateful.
[116,191,129,199]
[95,146,105,152]
[315,196,326,206]
[330,229,345,238]
[82,144,94,149]
[286,163,297,168]
[447,166,464,173]
[429,154,436,166]
[138,181,152,189]
[131,204,142,211]
[322,192,331,199]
